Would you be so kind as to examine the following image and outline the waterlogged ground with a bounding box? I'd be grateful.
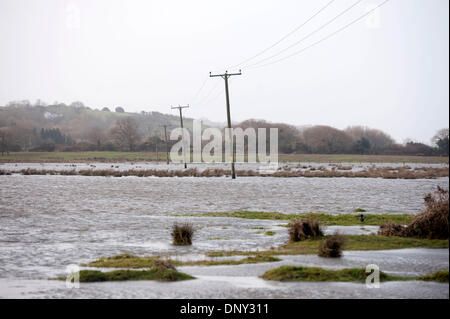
[0,161,448,173]
[0,166,448,298]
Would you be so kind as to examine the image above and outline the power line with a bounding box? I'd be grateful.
[242,0,365,69]
[247,0,390,70]
[191,76,209,103]
[227,0,336,70]
[196,80,222,106]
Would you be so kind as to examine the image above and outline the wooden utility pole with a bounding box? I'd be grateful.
[209,70,242,179]
[161,124,170,164]
[171,105,189,168]
[155,134,159,162]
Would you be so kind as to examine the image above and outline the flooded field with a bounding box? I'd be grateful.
[0,165,448,298]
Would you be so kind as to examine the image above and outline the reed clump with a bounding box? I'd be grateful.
[171,222,195,245]
[289,218,323,242]
[318,234,345,258]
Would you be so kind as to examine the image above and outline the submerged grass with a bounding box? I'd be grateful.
[261,266,448,283]
[182,255,281,266]
[191,211,415,226]
[417,270,449,283]
[61,268,195,282]
[84,254,281,268]
[205,235,449,257]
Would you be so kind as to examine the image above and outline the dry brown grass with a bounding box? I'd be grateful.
[2,165,448,179]
[379,187,449,239]
[289,218,323,242]
[171,222,194,245]
[318,234,345,258]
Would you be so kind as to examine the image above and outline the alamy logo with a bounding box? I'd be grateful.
[65,264,80,289]
[169,120,279,172]
[365,264,380,288]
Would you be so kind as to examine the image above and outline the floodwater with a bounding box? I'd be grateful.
[0,169,448,298]
[1,161,448,173]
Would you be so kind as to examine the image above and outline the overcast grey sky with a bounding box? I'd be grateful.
[0,0,448,144]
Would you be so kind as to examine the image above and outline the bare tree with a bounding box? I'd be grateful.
[302,125,353,154]
[88,127,106,147]
[110,118,140,151]
[0,129,9,155]
[345,126,394,151]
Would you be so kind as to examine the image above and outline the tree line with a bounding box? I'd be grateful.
[1,116,448,156]
[0,102,448,156]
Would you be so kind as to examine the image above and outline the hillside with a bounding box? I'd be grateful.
[0,102,448,156]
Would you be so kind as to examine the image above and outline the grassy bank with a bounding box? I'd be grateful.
[0,151,161,163]
[84,254,281,268]
[261,266,449,283]
[1,152,448,164]
[206,235,449,257]
[187,211,416,226]
[61,268,195,282]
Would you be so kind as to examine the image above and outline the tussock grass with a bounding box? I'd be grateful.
[261,266,448,283]
[289,219,323,242]
[318,234,345,258]
[171,222,194,246]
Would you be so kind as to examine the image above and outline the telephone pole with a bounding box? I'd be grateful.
[209,70,242,179]
[171,105,189,169]
[161,124,170,164]
[155,134,159,162]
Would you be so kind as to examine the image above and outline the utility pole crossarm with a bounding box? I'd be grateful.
[209,70,242,78]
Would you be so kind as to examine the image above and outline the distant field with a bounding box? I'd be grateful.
[278,153,448,164]
[0,152,448,163]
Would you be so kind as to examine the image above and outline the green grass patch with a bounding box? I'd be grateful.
[417,271,449,283]
[278,154,449,164]
[82,253,161,268]
[192,211,415,226]
[354,208,366,213]
[265,231,276,236]
[2,152,447,164]
[205,235,449,257]
[84,254,281,268]
[182,255,281,266]
[61,269,194,282]
[261,266,448,283]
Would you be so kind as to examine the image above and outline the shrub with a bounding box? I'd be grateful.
[289,218,323,242]
[153,259,176,271]
[378,222,406,236]
[318,234,345,258]
[171,222,194,245]
[378,187,449,239]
